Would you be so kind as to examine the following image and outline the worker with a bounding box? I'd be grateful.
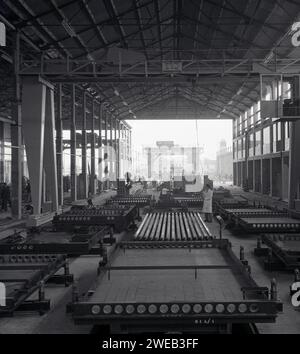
[202,183,213,223]
[26,180,31,202]
[87,193,94,208]
[125,172,132,196]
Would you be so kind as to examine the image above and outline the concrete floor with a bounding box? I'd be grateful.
[0,189,299,334]
[208,221,300,334]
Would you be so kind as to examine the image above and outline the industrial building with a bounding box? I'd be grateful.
[0,0,300,337]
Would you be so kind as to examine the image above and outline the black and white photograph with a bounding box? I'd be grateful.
[0,0,300,341]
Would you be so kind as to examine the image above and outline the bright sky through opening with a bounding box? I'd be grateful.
[127,120,232,160]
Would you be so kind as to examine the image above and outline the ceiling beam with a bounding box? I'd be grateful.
[4,0,70,58]
[103,0,127,47]
[80,0,108,47]
[192,0,204,57]
[48,0,90,57]
[207,0,226,58]
[132,0,148,60]
[183,14,267,50]
[17,0,79,28]
[153,0,163,57]
[42,0,154,50]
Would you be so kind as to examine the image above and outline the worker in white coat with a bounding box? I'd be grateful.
[202,184,213,222]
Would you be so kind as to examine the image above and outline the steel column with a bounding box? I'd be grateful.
[21,76,47,215]
[124,127,128,174]
[90,100,96,195]
[129,128,132,171]
[117,119,120,180]
[11,31,22,218]
[104,110,108,189]
[81,91,88,199]
[110,114,113,187]
[44,85,59,212]
[70,84,77,201]
[289,121,300,209]
[114,118,118,180]
[56,84,63,206]
[98,103,103,192]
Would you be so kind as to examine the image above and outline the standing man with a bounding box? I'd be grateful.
[125,172,132,196]
[202,183,213,222]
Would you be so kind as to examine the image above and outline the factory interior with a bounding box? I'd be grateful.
[1,0,300,337]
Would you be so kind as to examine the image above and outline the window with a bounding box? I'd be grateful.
[282,81,291,100]
[263,127,271,154]
[233,141,236,160]
[248,133,254,157]
[237,116,242,136]
[233,119,237,138]
[237,140,242,159]
[261,75,281,101]
[243,112,248,132]
[242,137,245,158]
[285,122,290,151]
[255,131,261,156]
[3,123,11,183]
[249,107,254,127]
[273,122,281,152]
[254,101,261,124]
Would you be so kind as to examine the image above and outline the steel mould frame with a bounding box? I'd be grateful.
[220,207,288,222]
[53,206,138,232]
[255,234,300,270]
[0,226,110,255]
[237,217,300,233]
[71,239,282,332]
[0,254,73,316]
[156,195,204,208]
[214,198,250,212]
[107,195,152,207]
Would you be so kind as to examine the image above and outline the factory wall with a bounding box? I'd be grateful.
[232,101,291,201]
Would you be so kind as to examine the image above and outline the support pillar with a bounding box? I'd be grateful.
[270,158,273,196]
[119,121,123,179]
[289,121,300,209]
[260,158,263,194]
[110,114,113,187]
[11,31,22,218]
[56,84,63,206]
[124,127,128,174]
[44,86,58,212]
[114,119,118,181]
[98,103,103,193]
[21,76,56,216]
[104,110,109,189]
[70,84,77,201]
[21,77,46,215]
[81,91,88,199]
[129,129,132,172]
[90,100,96,195]
[118,120,120,179]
